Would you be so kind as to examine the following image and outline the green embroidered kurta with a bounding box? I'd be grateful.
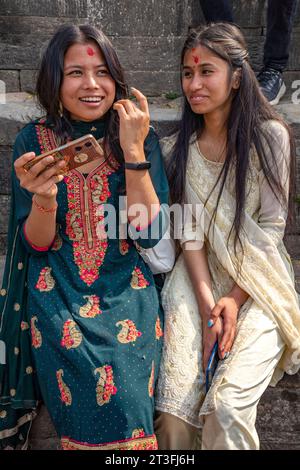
[0,118,168,450]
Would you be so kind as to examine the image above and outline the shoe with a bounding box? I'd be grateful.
[257,68,286,105]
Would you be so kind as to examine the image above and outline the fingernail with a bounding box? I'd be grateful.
[207,319,214,328]
[220,345,225,352]
[223,352,230,359]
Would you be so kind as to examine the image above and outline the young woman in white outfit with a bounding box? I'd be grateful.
[154,22,300,450]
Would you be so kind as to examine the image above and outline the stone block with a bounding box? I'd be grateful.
[113,36,183,72]
[0,70,20,92]
[232,0,266,27]
[28,405,60,450]
[0,16,87,40]
[0,194,10,233]
[0,94,42,146]
[0,41,45,69]
[89,0,202,37]
[0,145,12,194]
[0,234,7,255]
[20,69,37,93]
[282,71,300,103]
[285,234,300,259]
[0,0,88,17]
[126,71,180,96]
[257,386,300,448]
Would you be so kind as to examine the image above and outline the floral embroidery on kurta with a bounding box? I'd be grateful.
[94,365,117,406]
[119,239,130,255]
[130,267,149,289]
[79,295,102,318]
[116,319,142,344]
[155,317,163,340]
[61,319,82,349]
[60,434,158,450]
[35,267,55,292]
[148,361,155,397]
[64,160,118,286]
[56,369,72,406]
[31,316,42,349]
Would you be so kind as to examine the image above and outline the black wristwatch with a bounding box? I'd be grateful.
[124,161,151,170]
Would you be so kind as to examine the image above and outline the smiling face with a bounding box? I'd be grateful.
[182,44,238,117]
[60,42,116,121]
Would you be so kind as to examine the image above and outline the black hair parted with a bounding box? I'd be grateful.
[36,24,129,164]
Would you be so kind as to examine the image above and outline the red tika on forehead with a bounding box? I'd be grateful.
[87,47,95,56]
[192,55,200,64]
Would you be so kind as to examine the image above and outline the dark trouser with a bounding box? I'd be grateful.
[199,0,298,71]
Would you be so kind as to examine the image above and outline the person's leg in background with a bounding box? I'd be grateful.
[257,0,299,104]
[199,0,234,23]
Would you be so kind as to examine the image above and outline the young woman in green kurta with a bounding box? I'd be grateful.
[0,24,168,450]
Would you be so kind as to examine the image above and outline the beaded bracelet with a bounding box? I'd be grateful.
[32,196,58,213]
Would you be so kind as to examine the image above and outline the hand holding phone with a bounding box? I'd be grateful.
[23,134,104,173]
[205,342,219,393]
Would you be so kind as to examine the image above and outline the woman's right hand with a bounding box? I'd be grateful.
[202,315,223,372]
[14,152,66,199]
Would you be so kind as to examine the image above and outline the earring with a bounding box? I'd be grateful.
[58,101,64,117]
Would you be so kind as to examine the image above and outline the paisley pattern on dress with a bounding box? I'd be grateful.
[56,369,72,406]
[116,319,142,344]
[61,319,82,349]
[130,267,149,289]
[132,428,145,438]
[30,316,42,349]
[94,365,117,406]
[155,317,163,340]
[79,295,102,318]
[119,239,130,255]
[35,267,55,292]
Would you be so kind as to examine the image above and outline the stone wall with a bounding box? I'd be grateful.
[0,0,300,95]
[0,0,300,450]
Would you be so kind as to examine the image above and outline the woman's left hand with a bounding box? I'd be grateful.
[113,87,150,160]
[208,295,239,359]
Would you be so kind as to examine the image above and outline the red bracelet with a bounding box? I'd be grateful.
[32,196,58,213]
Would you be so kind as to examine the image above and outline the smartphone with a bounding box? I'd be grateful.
[205,342,219,393]
[23,134,104,173]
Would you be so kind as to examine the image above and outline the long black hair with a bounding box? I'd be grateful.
[167,22,296,255]
[36,24,128,164]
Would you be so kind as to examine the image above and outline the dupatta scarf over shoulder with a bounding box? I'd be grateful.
[0,186,40,449]
[183,123,300,384]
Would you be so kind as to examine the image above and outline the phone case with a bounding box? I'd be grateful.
[23,134,104,173]
[205,342,219,393]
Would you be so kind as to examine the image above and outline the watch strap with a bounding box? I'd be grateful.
[125,161,151,170]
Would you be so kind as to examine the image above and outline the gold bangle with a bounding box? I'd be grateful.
[32,196,58,213]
